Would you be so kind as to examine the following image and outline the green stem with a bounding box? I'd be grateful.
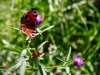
[26,38,32,55]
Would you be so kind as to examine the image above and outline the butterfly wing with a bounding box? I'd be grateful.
[21,14,30,24]
[27,11,36,23]
[21,9,37,25]
[20,25,35,38]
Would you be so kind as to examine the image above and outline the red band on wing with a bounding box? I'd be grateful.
[20,25,35,38]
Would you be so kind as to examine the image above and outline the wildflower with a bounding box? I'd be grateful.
[55,71,60,75]
[32,50,42,58]
[52,66,57,71]
[2,62,8,68]
[36,14,43,25]
[72,56,84,68]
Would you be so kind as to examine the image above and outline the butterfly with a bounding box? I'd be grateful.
[20,8,43,38]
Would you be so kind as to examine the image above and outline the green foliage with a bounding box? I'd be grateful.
[0,0,100,75]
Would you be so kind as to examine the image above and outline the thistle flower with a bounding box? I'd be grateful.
[72,56,84,68]
[36,14,43,25]
[32,50,42,58]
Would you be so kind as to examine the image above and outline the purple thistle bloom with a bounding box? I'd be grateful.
[36,14,43,25]
[73,56,84,68]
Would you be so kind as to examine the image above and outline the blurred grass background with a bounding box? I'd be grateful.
[0,0,100,75]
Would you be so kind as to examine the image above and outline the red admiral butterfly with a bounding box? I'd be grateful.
[20,8,43,38]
